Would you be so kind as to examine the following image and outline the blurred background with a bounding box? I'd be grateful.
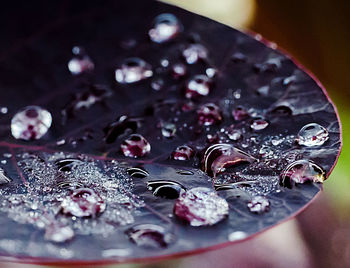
[4,1,349,267]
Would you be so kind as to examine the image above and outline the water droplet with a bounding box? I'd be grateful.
[176,170,194,175]
[227,129,242,141]
[174,187,229,226]
[56,139,66,146]
[161,122,176,138]
[233,89,242,99]
[202,144,256,177]
[160,59,169,67]
[151,78,164,91]
[197,103,222,126]
[121,134,151,158]
[44,223,74,243]
[185,75,211,99]
[250,119,269,131]
[171,63,187,78]
[171,145,194,161]
[231,52,246,63]
[115,58,153,83]
[0,168,11,184]
[232,107,249,121]
[60,188,106,217]
[149,13,182,43]
[147,180,185,199]
[127,167,149,178]
[104,115,141,144]
[256,85,269,96]
[0,107,8,114]
[247,196,270,214]
[126,224,175,249]
[68,46,94,75]
[297,123,329,147]
[11,106,52,140]
[271,137,284,146]
[205,68,217,78]
[182,44,208,64]
[3,153,11,159]
[280,160,325,187]
[228,231,247,241]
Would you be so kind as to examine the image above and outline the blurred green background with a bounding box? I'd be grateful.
[4,1,349,267]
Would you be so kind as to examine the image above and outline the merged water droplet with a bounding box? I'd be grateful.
[185,75,211,99]
[44,223,74,243]
[126,224,175,249]
[121,134,151,158]
[202,144,256,177]
[11,106,52,140]
[247,196,270,214]
[68,46,94,75]
[115,58,153,83]
[297,123,329,147]
[147,180,185,199]
[148,13,182,43]
[174,187,229,226]
[182,44,208,64]
[60,188,106,218]
[250,119,269,131]
[280,160,326,187]
[161,122,176,138]
[197,103,222,126]
[171,145,194,161]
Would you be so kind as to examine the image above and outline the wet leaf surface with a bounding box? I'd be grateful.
[0,0,341,264]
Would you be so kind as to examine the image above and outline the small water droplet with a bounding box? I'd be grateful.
[56,139,66,146]
[161,122,176,138]
[104,115,141,144]
[256,85,269,96]
[228,231,247,241]
[115,58,153,83]
[231,52,246,63]
[45,223,74,243]
[174,187,229,226]
[185,75,211,99]
[126,224,175,249]
[68,46,94,75]
[250,119,269,131]
[247,196,270,214]
[227,129,242,141]
[233,89,242,99]
[121,134,151,158]
[0,107,8,114]
[151,78,164,91]
[60,188,106,217]
[171,145,194,161]
[149,13,182,43]
[280,160,325,187]
[297,123,329,147]
[182,44,208,64]
[197,103,222,126]
[232,107,249,121]
[11,106,52,140]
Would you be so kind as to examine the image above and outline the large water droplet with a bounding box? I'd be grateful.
[197,103,222,126]
[148,13,182,43]
[44,223,74,243]
[115,58,153,83]
[127,167,149,178]
[174,187,229,226]
[104,115,141,144]
[60,188,106,217]
[202,144,256,177]
[185,75,211,99]
[297,123,329,147]
[147,180,185,199]
[121,134,151,158]
[171,145,194,161]
[68,46,94,75]
[247,196,270,214]
[126,224,175,249]
[182,44,208,64]
[11,106,52,140]
[280,160,325,187]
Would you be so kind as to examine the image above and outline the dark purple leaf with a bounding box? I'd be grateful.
[0,0,342,264]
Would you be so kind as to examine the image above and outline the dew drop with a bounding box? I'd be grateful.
[147,180,185,199]
[126,224,175,249]
[121,134,151,158]
[104,115,141,144]
[68,46,94,75]
[296,123,329,147]
[44,223,74,243]
[280,160,326,187]
[197,103,222,126]
[182,44,208,64]
[185,75,211,99]
[60,188,106,218]
[161,122,176,138]
[171,145,194,161]
[247,196,270,214]
[174,187,229,226]
[227,129,242,141]
[149,13,182,43]
[250,119,269,131]
[115,58,153,84]
[11,106,52,140]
